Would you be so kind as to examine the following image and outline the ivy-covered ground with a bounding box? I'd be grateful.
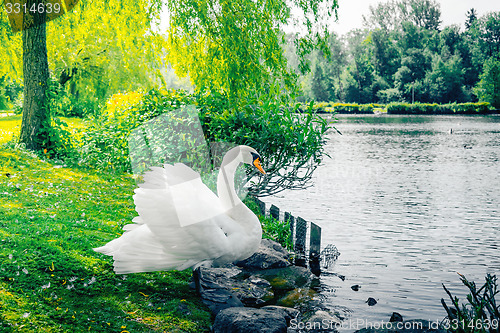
[0,115,212,332]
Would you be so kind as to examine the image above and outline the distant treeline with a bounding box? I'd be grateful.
[297,102,496,115]
[286,0,500,108]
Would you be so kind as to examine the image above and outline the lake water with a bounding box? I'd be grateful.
[264,114,500,330]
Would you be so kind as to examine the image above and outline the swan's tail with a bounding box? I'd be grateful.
[94,224,198,274]
[93,164,239,274]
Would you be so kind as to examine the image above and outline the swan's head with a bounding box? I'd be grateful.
[242,146,266,175]
[226,145,266,174]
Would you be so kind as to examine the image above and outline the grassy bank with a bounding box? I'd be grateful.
[0,118,212,331]
[0,115,21,145]
[0,114,294,332]
[0,115,85,146]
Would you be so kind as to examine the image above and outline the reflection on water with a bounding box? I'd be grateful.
[265,114,500,329]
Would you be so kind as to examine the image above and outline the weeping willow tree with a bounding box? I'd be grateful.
[0,0,165,151]
[2,0,337,196]
[162,0,339,196]
[164,0,339,100]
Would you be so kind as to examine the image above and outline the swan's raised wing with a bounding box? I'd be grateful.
[129,166,240,265]
[164,163,227,227]
[123,106,255,267]
[134,163,227,228]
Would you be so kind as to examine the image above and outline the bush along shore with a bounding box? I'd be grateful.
[297,101,497,115]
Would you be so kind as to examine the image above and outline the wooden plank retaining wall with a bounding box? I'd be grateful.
[253,197,322,276]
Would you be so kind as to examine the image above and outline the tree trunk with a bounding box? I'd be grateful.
[19,1,49,151]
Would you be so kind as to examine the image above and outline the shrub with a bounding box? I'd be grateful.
[41,77,99,118]
[302,103,375,114]
[444,102,491,114]
[315,102,329,111]
[0,87,10,110]
[387,102,492,114]
[331,103,374,114]
[38,117,75,160]
[261,216,293,251]
[441,273,499,333]
[377,88,402,104]
[359,104,375,114]
[244,197,293,250]
[45,77,74,117]
[0,77,21,111]
[78,89,331,197]
[79,89,194,172]
[32,78,78,160]
[299,102,387,114]
[200,96,330,196]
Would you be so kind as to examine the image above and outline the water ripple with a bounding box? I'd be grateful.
[264,115,500,331]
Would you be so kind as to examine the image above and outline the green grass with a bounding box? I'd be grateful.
[245,199,293,251]
[0,115,295,332]
[0,116,85,146]
[0,118,212,332]
[0,115,21,145]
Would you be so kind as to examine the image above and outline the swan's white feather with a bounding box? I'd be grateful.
[94,156,262,274]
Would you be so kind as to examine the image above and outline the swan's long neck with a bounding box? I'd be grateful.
[217,153,243,210]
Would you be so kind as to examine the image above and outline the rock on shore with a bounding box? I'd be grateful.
[191,239,343,333]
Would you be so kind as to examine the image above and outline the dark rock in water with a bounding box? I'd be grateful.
[236,239,291,270]
[191,238,350,330]
[191,240,318,316]
[255,266,313,292]
[390,312,403,322]
[277,287,317,308]
[258,265,318,308]
[321,271,346,281]
[294,254,308,268]
[366,297,377,306]
[213,307,287,333]
[351,284,361,291]
[236,278,274,306]
[309,252,321,277]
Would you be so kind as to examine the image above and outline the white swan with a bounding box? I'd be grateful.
[94,145,266,274]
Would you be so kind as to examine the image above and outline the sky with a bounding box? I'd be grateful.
[330,0,500,35]
[158,0,500,36]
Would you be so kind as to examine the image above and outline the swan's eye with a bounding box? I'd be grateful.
[250,152,260,161]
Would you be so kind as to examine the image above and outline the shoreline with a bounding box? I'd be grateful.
[304,109,500,115]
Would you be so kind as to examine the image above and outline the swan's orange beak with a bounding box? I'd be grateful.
[253,158,266,174]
